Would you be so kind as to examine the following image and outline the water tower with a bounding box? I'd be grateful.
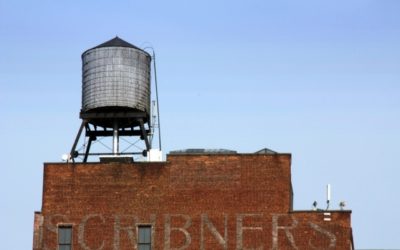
[69,37,161,162]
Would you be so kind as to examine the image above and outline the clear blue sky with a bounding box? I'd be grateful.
[1,0,399,249]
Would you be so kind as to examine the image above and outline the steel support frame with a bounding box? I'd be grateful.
[69,120,151,163]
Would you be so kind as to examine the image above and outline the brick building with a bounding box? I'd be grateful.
[33,151,354,249]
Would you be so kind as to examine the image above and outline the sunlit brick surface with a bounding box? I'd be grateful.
[33,154,353,249]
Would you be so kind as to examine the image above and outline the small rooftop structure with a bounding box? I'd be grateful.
[169,148,237,154]
[170,148,278,155]
[254,147,278,154]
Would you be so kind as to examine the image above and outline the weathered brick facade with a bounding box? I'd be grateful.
[33,153,353,249]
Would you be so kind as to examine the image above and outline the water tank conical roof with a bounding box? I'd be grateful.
[83,36,149,55]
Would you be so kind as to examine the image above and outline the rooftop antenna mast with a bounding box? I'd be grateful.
[144,47,162,151]
[326,184,331,210]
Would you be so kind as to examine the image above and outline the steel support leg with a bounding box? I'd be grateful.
[139,119,151,151]
[70,121,86,163]
[83,136,93,163]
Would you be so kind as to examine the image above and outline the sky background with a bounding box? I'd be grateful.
[1,0,399,249]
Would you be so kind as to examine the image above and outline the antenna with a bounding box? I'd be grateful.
[143,47,162,151]
[339,201,346,210]
[312,201,318,211]
[326,184,331,210]
[142,46,163,162]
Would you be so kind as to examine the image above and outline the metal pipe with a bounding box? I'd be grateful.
[113,121,119,154]
[78,152,143,156]
[152,50,162,150]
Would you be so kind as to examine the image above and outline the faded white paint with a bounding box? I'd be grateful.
[113,214,157,250]
[164,214,192,250]
[38,213,339,249]
[43,214,69,250]
[271,214,298,250]
[236,213,264,250]
[200,214,228,250]
[78,214,105,250]
[308,222,336,249]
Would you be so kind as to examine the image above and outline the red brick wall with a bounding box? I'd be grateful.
[33,154,353,249]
